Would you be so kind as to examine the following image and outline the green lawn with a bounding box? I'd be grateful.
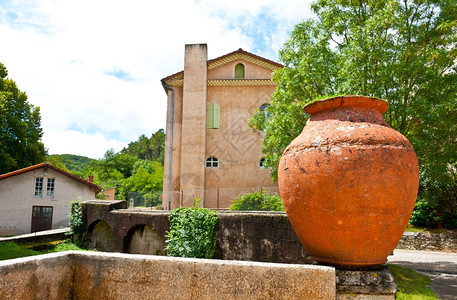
[388,264,437,299]
[0,240,86,261]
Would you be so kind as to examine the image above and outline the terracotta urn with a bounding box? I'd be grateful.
[278,95,419,268]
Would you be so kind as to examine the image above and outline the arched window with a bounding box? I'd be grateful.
[206,103,220,129]
[260,103,270,118]
[259,158,266,168]
[235,63,245,79]
[205,157,219,168]
[260,103,269,111]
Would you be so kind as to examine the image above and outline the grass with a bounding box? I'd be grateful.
[0,240,86,261]
[405,225,446,233]
[388,264,437,299]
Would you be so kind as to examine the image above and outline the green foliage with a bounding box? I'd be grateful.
[251,0,457,181]
[410,171,457,229]
[121,129,165,164]
[388,264,437,299]
[116,159,164,200]
[165,201,218,259]
[85,129,165,200]
[0,62,47,173]
[229,191,284,211]
[249,0,457,227]
[48,154,95,178]
[67,198,84,241]
[0,240,86,261]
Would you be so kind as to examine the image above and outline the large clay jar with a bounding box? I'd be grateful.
[278,95,419,268]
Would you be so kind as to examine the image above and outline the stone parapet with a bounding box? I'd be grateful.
[0,251,336,300]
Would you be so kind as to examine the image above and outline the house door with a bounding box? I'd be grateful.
[31,206,53,233]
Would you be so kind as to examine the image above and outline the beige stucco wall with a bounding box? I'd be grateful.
[0,168,97,236]
[162,45,278,209]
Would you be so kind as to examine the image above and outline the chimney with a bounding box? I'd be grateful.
[88,175,94,183]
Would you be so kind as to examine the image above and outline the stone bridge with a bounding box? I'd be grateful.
[82,200,311,264]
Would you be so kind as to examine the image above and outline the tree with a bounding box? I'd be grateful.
[249,0,457,227]
[0,62,47,173]
[88,149,136,189]
[118,160,164,203]
[121,129,165,164]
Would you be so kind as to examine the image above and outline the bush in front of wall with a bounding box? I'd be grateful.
[67,197,85,244]
[229,191,284,211]
[165,200,218,259]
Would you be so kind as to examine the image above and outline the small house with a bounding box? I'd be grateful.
[0,162,101,235]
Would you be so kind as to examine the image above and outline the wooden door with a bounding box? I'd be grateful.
[31,206,53,232]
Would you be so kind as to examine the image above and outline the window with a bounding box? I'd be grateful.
[205,157,219,168]
[42,206,53,217]
[206,103,221,129]
[34,178,43,197]
[46,178,55,198]
[260,158,266,168]
[260,103,269,112]
[235,63,245,79]
[260,103,271,118]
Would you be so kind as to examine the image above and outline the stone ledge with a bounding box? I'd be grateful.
[0,251,336,300]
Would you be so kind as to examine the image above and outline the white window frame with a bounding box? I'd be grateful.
[34,177,43,197]
[205,157,219,168]
[46,178,55,198]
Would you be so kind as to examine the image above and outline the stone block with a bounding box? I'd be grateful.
[336,266,397,299]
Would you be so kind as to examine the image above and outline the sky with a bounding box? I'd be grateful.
[0,0,315,159]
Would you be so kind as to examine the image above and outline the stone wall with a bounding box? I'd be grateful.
[0,251,336,300]
[82,201,311,264]
[397,231,457,252]
[215,211,309,263]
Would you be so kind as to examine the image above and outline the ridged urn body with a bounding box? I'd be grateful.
[278,95,419,268]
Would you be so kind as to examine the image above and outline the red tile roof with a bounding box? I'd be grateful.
[0,162,102,193]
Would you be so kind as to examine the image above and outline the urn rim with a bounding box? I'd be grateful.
[304,95,388,115]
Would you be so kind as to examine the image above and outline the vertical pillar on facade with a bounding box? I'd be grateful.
[179,44,208,207]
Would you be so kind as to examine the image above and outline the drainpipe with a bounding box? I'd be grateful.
[161,81,175,210]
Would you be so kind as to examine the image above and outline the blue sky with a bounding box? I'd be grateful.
[0,0,314,159]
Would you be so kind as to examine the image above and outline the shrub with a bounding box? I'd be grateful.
[165,200,218,258]
[229,191,284,211]
[67,198,85,243]
[410,172,457,229]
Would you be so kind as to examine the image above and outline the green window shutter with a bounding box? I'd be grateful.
[207,103,220,129]
[235,63,245,79]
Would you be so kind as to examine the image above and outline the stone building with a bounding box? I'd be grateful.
[0,162,101,235]
[161,44,281,209]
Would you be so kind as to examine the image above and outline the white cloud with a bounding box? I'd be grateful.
[43,129,127,158]
[0,0,313,159]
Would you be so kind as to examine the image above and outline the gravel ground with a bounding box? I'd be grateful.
[388,249,457,300]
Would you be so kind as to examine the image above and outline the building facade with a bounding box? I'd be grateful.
[161,44,281,209]
[0,162,101,235]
